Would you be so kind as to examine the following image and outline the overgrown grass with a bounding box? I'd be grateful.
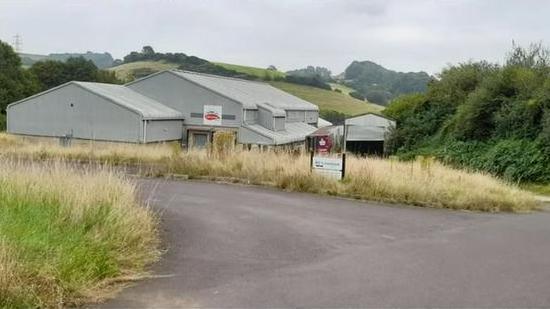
[0,133,539,212]
[0,159,159,308]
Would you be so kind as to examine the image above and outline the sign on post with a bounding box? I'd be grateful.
[203,105,222,126]
[311,154,345,180]
[316,136,332,153]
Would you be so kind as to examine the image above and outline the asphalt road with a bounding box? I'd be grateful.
[98,179,550,308]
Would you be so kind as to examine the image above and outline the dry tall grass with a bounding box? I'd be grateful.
[0,159,159,308]
[0,133,540,212]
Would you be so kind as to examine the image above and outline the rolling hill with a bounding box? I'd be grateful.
[108,60,383,119]
[19,52,114,69]
[344,60,431,105]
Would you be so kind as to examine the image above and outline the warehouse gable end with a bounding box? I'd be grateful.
[7,82,184,143]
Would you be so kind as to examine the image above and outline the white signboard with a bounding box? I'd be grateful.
[312,156,344,179]
[203,105,222,126]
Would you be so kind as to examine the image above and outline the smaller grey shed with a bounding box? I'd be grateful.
[7,81,184,143]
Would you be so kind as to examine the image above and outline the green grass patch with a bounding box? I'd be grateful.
[0,161,159,308]
[523,183,550,196]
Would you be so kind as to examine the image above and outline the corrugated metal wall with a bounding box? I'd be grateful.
[145,120,183,143]
[128,72,242,128]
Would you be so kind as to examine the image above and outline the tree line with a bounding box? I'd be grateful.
[384,43,550,183]
[0,40,121,130]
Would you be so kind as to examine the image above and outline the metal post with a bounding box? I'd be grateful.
[342,122,347,153]
[310,150,314,173]
[342,120,348,180]
[341,152,346,180]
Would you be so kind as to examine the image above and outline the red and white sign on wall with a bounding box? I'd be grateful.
[203,105,222,126]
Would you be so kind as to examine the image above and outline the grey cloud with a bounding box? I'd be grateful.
[0,0,549,74]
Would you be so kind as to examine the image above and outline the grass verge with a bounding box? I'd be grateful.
[523,183,550,196]
[0,159,159,308]
[0,133,540,213]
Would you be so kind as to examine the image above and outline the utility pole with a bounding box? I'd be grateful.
[12,34,22,53]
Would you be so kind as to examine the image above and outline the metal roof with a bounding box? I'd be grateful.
[244,122,318,145]
[169,70,319,111]
[317,118,333,128]
[74,82,184,120]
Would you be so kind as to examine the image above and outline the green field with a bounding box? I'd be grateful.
[270,81,383,115]
[329,83,356,95]
[108,60,179,81]
[214,62,286,80]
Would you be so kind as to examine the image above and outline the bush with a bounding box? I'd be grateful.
[386,44,550,183]
[349,91,365,101]
[284,75,331,90]
[0,114,5,131]
[319,110,347,125]
[365,90,391,105]
[431,139,550,183]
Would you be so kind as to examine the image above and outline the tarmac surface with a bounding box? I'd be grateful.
[97,179,550,308]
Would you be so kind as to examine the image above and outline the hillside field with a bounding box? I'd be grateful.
[270,81,384,115]
[213,62,286,80]
[108,60,179,81]
[329,82,356,95]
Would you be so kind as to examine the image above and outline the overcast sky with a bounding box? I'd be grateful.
[0,0,548,74]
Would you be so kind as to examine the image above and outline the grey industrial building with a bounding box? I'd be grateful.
[7,81,184,143]
[7,70,324,147]
[344,113,395,155]
[307,113,395,156]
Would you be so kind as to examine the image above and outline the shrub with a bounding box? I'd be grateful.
[349,91,365,101]
[0,113,5,131]
[385,44,550,183]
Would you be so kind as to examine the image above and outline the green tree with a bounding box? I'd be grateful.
[30,60,68,90]
[0,40,40,130]
[64,57,98,82]
[30,57,122,91]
